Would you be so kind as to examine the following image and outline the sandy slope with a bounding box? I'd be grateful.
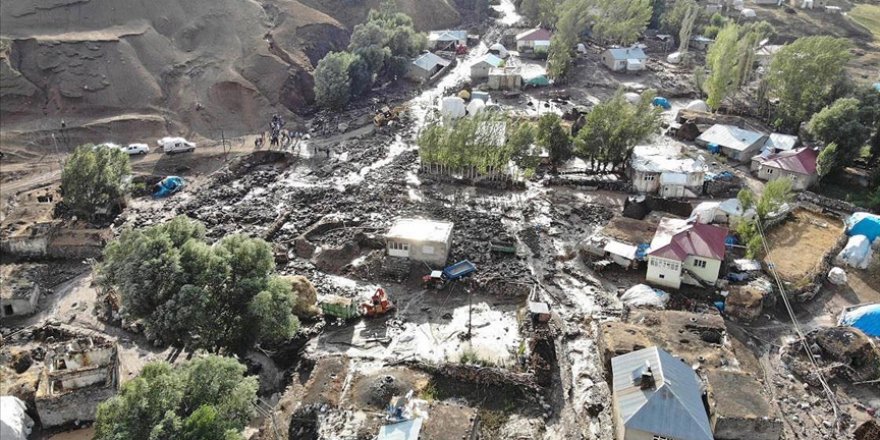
[0,0,461,151]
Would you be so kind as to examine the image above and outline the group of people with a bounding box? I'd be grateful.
[253,113,310,152]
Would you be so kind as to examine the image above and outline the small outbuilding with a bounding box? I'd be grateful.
[602,47,647,72]
[516,28,552,54]
[385,218,454,266]
[0,266,41,318]
[611,346,714,440]
[470,53,504,80]
[406,52,450,82]
[428,30,467,50]
[696,124,767,161]
[487,66,522,90]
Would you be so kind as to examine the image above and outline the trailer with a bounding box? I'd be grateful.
[423,260,477,289]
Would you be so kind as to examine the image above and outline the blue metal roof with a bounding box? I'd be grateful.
[840,304,880,337]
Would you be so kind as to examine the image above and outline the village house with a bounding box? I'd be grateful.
[34,324,119,428]
[470,53,504,80]
[696,124,767,161]
[602,47,647,72]
[611,346,714,440]
[646,218,728,289]
[406,52,450,82]
[487,66,522,90]
[515,28,552,54]
[753,147,819,191]
[629,145,706,198]
[385,218,454,266]
[427,30,467,50]
[0,265,41,318]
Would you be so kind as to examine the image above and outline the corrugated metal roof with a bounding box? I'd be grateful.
[612,347,713,440]
[428,30,467,42]
[412,52,450,71]
[697,124,765,151]
[760,147,817,175]
[516,28,552,42]
[648,218,728,261]
[764,133,798,151]
[607,47,647,60]
[474,53,504,68]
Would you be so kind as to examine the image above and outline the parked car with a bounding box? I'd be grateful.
[122,143,150,155]
[157,137,196,154]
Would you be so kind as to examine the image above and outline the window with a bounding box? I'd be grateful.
[644,175,656,181]
[3,305,13,316]
[693,259,707,269]
[649,258,680,271]
[652,436,672,440]
[659,274,665,279]
[767,168,773,174]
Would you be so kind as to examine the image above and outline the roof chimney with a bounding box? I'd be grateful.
[638,361,656,390]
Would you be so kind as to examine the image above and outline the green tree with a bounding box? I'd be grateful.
[807,97,870,165]
[99,216,298,352]
[756,177,794,219]
[347,54,373,98]
[314,51,355,109]
[660,0,703,40]
[547,36,574,80]
[61,145,131,220]
[852,85,880,165]
[94,356,256,440]
[536,113,571,165]
[704,23,739,110]
[737,187,755,212]
[591,0,653,45]
[767,36,852,129]
[546,0,590,80]
[735,219,762,258]
[815,143,838,181]
[572,89,661,170]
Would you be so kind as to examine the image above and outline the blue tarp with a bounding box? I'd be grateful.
[651,97,671,109]
[840,304,880,337]
[153,176,184,198]
[725,235,738,248]
[847,212,880,242]
[707,143,721,154]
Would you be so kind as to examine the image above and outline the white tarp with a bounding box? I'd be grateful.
[489,43,509,58]
[440,96,466,119]
[828,267,847,285]
[692,201,721,224]
[624,92,641,104]
[685,100,710,112]
[467,99,486,117]
[621,284,669,309]
[741,8,757,17]
[835,235,874,269]
[1,396,33,440]
[666,51,682,64]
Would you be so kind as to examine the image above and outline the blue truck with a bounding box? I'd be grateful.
[423,260,477,289]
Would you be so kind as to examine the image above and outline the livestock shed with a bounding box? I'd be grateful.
[696,124,766,161]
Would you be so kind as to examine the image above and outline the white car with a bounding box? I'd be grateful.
[122,143,150,155]
[157,137,196,154]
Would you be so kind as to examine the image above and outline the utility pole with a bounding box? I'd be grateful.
[221,129,230,161]
[466,286,473,340]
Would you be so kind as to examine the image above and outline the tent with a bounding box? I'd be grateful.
[652,97,671,109]
[846,212,880,242]
[620,284,669,309]
[489,43,509,58]
[624,92,641,104]
[666,51,682,64]
[836,235,874,269]
[466,99,486,116]
[741,8,757,17]
[440,96,466,119]
[0,396,33,440]
[685,100,710,112]
[839,304,880,337]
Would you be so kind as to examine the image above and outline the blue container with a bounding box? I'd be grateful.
[651,97,671,109]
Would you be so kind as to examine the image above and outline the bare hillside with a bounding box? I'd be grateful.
[0,0,462,150]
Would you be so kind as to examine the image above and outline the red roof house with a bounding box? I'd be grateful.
[755,147,819,191]
[646,218,728,289]
[516,28,553,52]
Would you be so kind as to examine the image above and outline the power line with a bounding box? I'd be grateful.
[754,217,840,431]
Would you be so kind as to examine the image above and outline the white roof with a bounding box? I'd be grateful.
[764,133,798,152]
[386,218,454,243]
[607,47,647,61]
[428,30,467,42]
[473,53,504,68]
[697,124,765,151]
[718,198,756,219]
[604,240,638,259]
[631,145,705,174]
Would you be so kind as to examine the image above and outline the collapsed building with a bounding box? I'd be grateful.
[629,144,706,199]
[0,265,42,318]
[32,324,119,428]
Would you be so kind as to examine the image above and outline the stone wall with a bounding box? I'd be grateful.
[797,191,862,215]
[791,233,848,302]
[35,382,117,428]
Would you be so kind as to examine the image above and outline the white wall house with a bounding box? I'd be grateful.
[754,147,819,191]
[646,218,728,289]
[516,28,552,53]
[470,54,504,80]
[630,145,706,198]
[696,124,767,161]
[385,218,454,266]
[602,47,647,72]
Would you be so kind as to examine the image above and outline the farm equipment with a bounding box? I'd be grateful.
[320,288,395,320]
[374,105,405,127]
[422,260,477,290]
[361,287,395,317]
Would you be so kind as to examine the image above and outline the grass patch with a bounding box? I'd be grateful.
[850,4,880,40]
[459,348,497,367]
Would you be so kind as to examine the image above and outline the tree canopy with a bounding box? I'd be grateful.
[99,216,299,352]
[660,0,704,43]
[807,97,871,167]
[94,356,257,440]
[591,0,653,45]
[314,51,355,110]
[767,36,852,130]
[572,89,662,170]
[704,23,739,110]
[61,145,131,219]
[536,113,571,165]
